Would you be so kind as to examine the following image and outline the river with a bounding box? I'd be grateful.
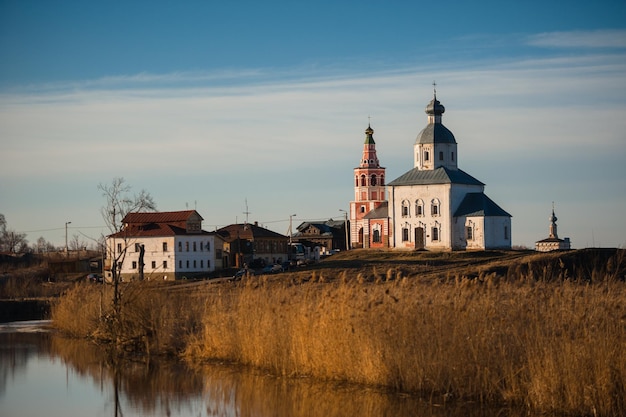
[0,320,521,417]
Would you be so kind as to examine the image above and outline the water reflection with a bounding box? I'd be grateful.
[0,321,522,417]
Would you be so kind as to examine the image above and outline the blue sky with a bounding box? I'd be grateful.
[1,0,625,249]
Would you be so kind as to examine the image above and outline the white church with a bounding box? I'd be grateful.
[350,90,512,251]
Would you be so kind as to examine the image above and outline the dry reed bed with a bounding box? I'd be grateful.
[51,249,626,416]
[185,272,625,416]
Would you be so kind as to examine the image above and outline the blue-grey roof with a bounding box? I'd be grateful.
[415,123,456,144]
[454,193,511,217]
[363,202,388,219]
[388,167,484,186]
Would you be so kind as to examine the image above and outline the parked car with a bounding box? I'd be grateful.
[262,264,283,274]
[232,269,254,280]
[86,273,103,283]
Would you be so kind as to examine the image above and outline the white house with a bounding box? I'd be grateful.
[387,92,512,250]
[105,210,225,281]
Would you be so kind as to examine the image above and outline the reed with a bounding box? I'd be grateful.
[52,249,626,415]
[185,271,625,416]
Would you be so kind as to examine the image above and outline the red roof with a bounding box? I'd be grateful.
[122,210,202,224]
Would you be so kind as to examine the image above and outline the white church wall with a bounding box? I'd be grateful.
[483,217,512,249]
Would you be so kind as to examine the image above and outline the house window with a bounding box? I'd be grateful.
[193,260,196,268]
[117,243,122,253]
[432,227,439,241]
[162,242,168,252]
[402,200,410,217]
[151,260,156,269]
[132,261,137,269]
[201,260,204,268]
[206,241,210,251]
[466,226,473,241]
[402,228,409,242]
[117,262,122,271]
[193,241,197,252]
[163,260,167,269]
[371,174,377,186]
[178,242,182,252]
[186,260,189,268]
[186,242,189,252]
[135,243,141,252]
[207,260,211,269]
[179,260,182,268]
[373,229,381,243]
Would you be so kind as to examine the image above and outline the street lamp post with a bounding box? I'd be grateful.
[339,209,349,251]
[65,221,72,255]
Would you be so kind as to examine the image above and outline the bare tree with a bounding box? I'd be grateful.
[33,236,56,253]
[98,177,156,330]
[69,234,87,251]
[0,214,28,253]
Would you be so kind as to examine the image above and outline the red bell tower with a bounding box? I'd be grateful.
[349,124,389,248]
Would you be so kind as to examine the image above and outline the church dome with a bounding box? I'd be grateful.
[415,123,457,144]
[426,97,445,115]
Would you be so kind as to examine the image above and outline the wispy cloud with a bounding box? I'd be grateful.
[527,29,626,49]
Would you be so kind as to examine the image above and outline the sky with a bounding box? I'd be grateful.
[1,0,625,250]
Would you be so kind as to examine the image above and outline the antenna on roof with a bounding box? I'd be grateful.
[243,199,251,224]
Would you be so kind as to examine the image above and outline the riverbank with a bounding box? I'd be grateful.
[0,299,50,322]
[51,248,626,416]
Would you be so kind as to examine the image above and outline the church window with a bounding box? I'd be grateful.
[466,226,473,240]
[401,201,410,217]
[424,151,430,161]
[431,199,440,216]
[371,174,377,186]
[451,152,455,161]
[504,226,509,240]
[439,151,444,161]
[373,229,381,243]
[380,175,385,186]
[371,191,377,200]
[360,175,366,186]
[432,227,439,241]
[415,199,424,216]
[360,206,366,213]
[402,227,409,242]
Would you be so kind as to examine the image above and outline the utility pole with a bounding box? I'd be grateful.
[65,221,72,255]
[339,209,349,251]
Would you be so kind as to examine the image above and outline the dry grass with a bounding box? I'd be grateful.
[52,248,626,416]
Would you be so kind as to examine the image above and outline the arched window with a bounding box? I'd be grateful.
[355,176,359,187]
[431,199,440,216]
[402,227,409,242]
[371,174,377,186]
[373,228,381,243]
[360,206,366,213]
[424,151,430,161]
[432,226,439,241]
[360,174,366,186]
[415,199,424,216]
[380,175,385,186]
[401,200,410,217]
